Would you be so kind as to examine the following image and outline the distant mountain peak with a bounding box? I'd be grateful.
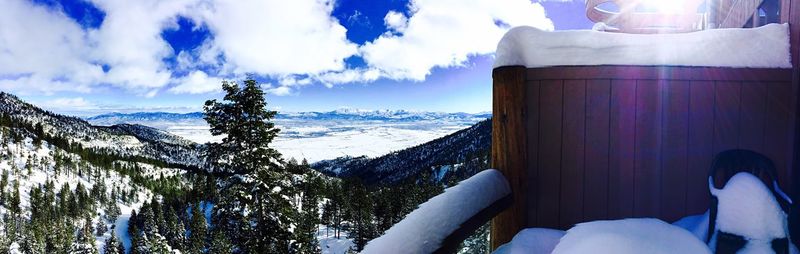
[86,110,491,123]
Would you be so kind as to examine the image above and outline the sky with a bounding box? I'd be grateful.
[0,0,593,116]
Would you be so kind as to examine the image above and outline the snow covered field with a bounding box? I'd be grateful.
[88,112,488,163]
[316,225,355,254]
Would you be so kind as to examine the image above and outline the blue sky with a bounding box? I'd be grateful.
[0,0,592,116]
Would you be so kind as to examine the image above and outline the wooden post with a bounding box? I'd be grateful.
[491,66,528,249]
[781,0,800,198]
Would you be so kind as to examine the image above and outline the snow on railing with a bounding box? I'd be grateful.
[362,169,511,254]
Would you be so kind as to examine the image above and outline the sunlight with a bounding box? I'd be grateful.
[639,0,690,14]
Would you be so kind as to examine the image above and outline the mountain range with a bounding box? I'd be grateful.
[312,118,491,185]
[85,109,491,125]
[0,92,204,169]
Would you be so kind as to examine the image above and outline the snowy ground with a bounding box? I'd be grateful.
[104,118,481,163]
[316,225,355,254]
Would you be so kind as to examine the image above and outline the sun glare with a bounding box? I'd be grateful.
[640,0,689,14]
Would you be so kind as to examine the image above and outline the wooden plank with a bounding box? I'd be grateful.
[526,66,793,82]
[686,81,715,214]
[583,79,611,222]
[737,82,767,151]
[560,80,586,229]
[490,66,528,248]
[525,80,541,226]
[537,80,564,229]
[634,80,663,217]
[712,81,741,156]
[660,81,689,222]
[608,80,637,219]
[782,0,800,67]
[763,82,794,191]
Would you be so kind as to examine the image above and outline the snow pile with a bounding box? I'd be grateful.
[493,228,565,254]
[551,218,711,254]
[708,172,791,253]
[361,169,510,254]
[494,23,791,68]
[672,211,711,241]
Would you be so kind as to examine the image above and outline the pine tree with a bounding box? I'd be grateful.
[208,230,233,254]
[72,219,98,254]
[295,163,322,254]
[204,78,293,253]
[163,205,185,250]
[147,233,172,254]
[104,231,124,254]
[0,169,8,205]
[20,224,45,254]
[188,202,208,254]
[10,180,20,216]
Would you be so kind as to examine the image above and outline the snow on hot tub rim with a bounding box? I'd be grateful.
[494,23,792,69]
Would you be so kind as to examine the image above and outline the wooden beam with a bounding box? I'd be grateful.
[491,66,528,249]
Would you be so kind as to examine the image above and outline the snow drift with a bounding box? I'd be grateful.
[551,218,712,254]
[494,23,792,69]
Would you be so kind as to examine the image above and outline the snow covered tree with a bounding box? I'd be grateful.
[208,230,233,254]
[20,225,45,254]
[10,180,20,216]
[147,234,172,254]
[343,178,376,251]
[294,161,323,254]
[72,219,98,254]
[104,231,125,254]
[204,78,294,253]
[0,169,8,205]
[163,205,185,250]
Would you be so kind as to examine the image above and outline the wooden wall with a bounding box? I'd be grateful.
[491,66,799,248]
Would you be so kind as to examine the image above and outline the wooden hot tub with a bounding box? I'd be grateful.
[490,65,800,247]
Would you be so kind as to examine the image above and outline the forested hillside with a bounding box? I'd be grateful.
[0,83,493,253]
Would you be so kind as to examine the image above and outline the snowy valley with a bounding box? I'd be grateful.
[0,91,494,254]
[86,110,490,163]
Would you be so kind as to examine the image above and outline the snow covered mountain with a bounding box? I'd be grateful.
[312,118,491,185]
[86,109,491,124]
[0,92,193,253]
[0,93,204,169]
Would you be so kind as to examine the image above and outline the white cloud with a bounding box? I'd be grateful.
[0,0,554,97]
[266,86,292,96]
[0,0,194,95]
[0,75,93,95]
[190,0,358,76]
[87,0,198,90]
[0,0,103,87]
[384,11,408,32]
[360,0,554,81]
[41,97,94,109]
[314,68,381,86]
[170,70,225,94]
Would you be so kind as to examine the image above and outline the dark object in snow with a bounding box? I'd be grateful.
[706,149,795,253]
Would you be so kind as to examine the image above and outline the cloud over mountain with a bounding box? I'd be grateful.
[0,0,553,97]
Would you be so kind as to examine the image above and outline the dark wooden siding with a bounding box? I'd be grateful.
[494,66,799,236]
